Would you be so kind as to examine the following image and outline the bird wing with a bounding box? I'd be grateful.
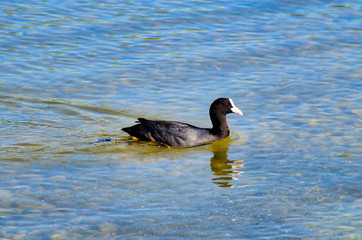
[138,118,198,147]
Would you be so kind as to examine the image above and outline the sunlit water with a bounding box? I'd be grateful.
[1,0,361,239]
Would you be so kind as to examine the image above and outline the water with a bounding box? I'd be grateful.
[1,0,361,239]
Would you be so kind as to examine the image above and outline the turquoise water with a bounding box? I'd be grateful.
[0,0,361,239]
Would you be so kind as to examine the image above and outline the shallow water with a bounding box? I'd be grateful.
[0,0,361,239]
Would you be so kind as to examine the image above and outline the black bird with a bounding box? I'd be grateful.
[122,98,243,148]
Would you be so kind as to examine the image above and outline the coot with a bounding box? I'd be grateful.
[122,98,243,148]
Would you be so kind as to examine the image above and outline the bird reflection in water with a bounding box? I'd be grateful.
[210,139,244,188]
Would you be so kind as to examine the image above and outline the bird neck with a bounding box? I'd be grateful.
[210,111,230,137]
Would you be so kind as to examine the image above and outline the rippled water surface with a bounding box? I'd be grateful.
[1,0,361,239]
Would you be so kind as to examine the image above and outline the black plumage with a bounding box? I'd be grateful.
[122,98,243,148]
